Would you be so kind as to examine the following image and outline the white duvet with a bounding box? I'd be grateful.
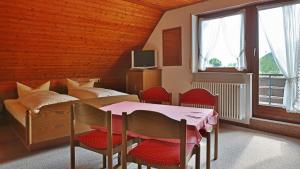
[68,87,127,99]
[18,91,78,113]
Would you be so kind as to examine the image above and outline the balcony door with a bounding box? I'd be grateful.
[255,1,300,124]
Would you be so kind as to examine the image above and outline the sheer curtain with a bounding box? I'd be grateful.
[198,18,221,70]
[198,12,246,71]
[222,12,246,71]
[259,4,300,112]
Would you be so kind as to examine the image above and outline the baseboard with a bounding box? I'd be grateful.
[220,119,250,128]
[250,117,300,139]
[220,118,300,139]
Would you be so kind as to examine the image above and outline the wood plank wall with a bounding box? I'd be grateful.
[0,0,162,91]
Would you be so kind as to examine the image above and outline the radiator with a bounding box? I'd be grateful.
[192,82,247,120]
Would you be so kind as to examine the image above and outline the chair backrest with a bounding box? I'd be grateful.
[139,86,172,104]
[70,102,113,168]
[179,88,218,113]
[123,110,186,140]
[71,102,111,128]
[121,110,187,168]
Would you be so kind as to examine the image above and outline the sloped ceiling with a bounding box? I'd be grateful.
[0,0,204,91]
[124,0,206,10]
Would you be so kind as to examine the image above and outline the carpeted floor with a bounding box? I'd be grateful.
[0,124,299,169]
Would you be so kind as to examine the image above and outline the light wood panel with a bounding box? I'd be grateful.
[126,69,161,95]
[0,0,162,91]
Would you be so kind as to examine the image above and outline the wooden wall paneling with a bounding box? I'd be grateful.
[0,0,163,92]
[0,0,206,93]
[163,27,182,66]
[123,0,206,11]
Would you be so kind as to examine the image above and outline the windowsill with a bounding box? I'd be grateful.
[192,72,253,84]
[193,71,252,75]
[198,67,249,73]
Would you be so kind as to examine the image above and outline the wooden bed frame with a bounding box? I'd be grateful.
[0,78,139,151]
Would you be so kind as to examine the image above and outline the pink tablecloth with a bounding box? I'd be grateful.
[99,101,216,144]
[101,101,215,130]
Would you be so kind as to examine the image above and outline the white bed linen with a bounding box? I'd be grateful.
[4,91,78,125]
[68,87,127,99]
[18,91,77,113]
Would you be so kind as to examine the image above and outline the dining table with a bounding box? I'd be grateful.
[98,101,218,169]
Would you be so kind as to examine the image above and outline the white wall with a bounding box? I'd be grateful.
[143,0,268,105]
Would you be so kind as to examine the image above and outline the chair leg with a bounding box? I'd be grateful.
[103,155,106,168]
[214,123,219,160]
[147,166,151,169]
[70,145,75,169]
[195,145,200,169]
[108,154,113,169]
[118,153,121,165]
[206,133,211,169]
[138,164,142,169]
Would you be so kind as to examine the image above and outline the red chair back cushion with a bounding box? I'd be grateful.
[180,88,215,106]
[141,87,171,104]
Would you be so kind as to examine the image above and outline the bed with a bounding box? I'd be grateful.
[0,79,139,151]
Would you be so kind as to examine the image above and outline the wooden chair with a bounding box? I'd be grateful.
[179,89,219,169]
[70,103,122,169]
[139,86,172,104]
[121,110,200,169]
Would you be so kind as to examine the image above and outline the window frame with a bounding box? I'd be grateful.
[196,8,250,73]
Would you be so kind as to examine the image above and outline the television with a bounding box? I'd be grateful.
[131,50,157,69]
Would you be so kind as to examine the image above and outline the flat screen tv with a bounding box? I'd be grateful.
[131,50,157,69]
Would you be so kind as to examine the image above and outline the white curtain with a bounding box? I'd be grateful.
[259,4,300,112]
[198,12,246,71]
[198,18,221,70]
[222,12,246,71]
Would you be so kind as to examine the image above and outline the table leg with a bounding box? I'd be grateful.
[214,120,219,160]
[196,145,200,169]
[206,133,211,169]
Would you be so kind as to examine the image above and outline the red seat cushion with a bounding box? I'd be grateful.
[128,139,196,166]
[75,130,122,149]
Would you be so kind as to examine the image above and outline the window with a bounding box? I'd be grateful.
[258,2,300,112]
[197,11,246,71]
[191,1,300,123]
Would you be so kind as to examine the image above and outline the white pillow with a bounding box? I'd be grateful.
[17,81,50,98]
[66,79,94,90]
